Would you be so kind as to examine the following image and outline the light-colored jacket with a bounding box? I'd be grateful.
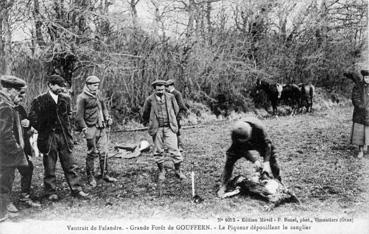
[142,92,179,136]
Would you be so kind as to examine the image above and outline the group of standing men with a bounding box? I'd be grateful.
[0,74,121,221]
[0,75,189,222]
[0,73,282,222]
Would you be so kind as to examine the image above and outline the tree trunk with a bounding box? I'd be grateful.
[1,9,11,74]
[186,0,195,40]
[0,0,15,74]
[129,0,140,28]
[33,0,45,47]
[205,1,212,45]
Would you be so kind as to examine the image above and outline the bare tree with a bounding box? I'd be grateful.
[127,0,141,28]
[0,0,15,74]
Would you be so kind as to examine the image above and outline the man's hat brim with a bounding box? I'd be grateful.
[0,75,26,89]
[151,80,166,87]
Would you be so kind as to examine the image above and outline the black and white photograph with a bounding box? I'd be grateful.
[0,0,368,233]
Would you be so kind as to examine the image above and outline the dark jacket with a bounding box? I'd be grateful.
[352,81,369,125]
[14,105,32,156]
[142,92,179,136]
[29,91,73,154]
[0,92,27,167]
[169,88,188,118]
[75,90,109,130]
[228,118,273,162]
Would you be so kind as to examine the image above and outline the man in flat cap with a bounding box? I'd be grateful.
[29,74,88,201]
[9,87,41,211]
[142,80,186,181]
[0,75,29,221]
[165,80,188,151]
[217,117,281,198]
[75,75,116,187]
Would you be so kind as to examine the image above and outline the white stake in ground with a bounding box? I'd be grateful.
[191,171,203,203]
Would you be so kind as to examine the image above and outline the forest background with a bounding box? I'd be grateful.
[0,0,367,125]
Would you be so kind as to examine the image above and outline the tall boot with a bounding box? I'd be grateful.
[174,163,186,180]
[86,156,97,187]
[157,163,166,181]
[99,155,117,183]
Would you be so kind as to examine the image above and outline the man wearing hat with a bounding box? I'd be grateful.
[29,74,88,201]
[0,75,29,221]
[75,75,116,187]
[142,80,186,181]
[10,87,41,210]
[217,117,281,198]
[165,79,188,151]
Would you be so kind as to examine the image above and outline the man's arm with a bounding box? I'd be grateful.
[141,98,151,126]
[16,105,31,131]
[218,150,238,198]
[75,95,87,131]
[171,95,179,116]
[258,139,274,177]
[29,98,40,131]
[174,91,188,113]
[352,85,364,109]
[0,107,25,158]
[98,91,110,120]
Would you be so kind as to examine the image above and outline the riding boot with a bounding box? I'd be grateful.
[99,156,117,183]
[86,155,97,187]
[157,163,166,181]
[174,163,186,180]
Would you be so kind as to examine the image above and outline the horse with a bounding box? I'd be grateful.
[343,71,362,84]
[298,83,315,113]
[280,84,301,115]
[255,79,283,115]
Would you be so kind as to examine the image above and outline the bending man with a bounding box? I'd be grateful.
[218,118,281,198]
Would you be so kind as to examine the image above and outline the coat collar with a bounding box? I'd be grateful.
[43,91,62,105]
[0,91,15,107]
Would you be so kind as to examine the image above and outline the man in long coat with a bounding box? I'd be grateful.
[29,75,88,201]
[11,87,41,209]
[0,75,28,222]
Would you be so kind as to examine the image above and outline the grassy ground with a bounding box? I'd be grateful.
[6,105,369,223]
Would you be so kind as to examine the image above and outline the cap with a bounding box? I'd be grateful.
[86,76,101,84]
[361,70,369,77]
[47,74,66,87]
[231,121,252,142]
[166,79,175,86]
[0,75,26,89]
[151,79,166,87]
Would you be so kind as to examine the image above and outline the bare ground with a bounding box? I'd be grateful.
[7,105,369,221]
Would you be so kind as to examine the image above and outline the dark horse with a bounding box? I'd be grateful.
[280,84,301,115]
[255,79,283,115]
[298,83,315,113]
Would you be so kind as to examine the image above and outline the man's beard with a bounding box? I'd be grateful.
[156,92,164,97]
